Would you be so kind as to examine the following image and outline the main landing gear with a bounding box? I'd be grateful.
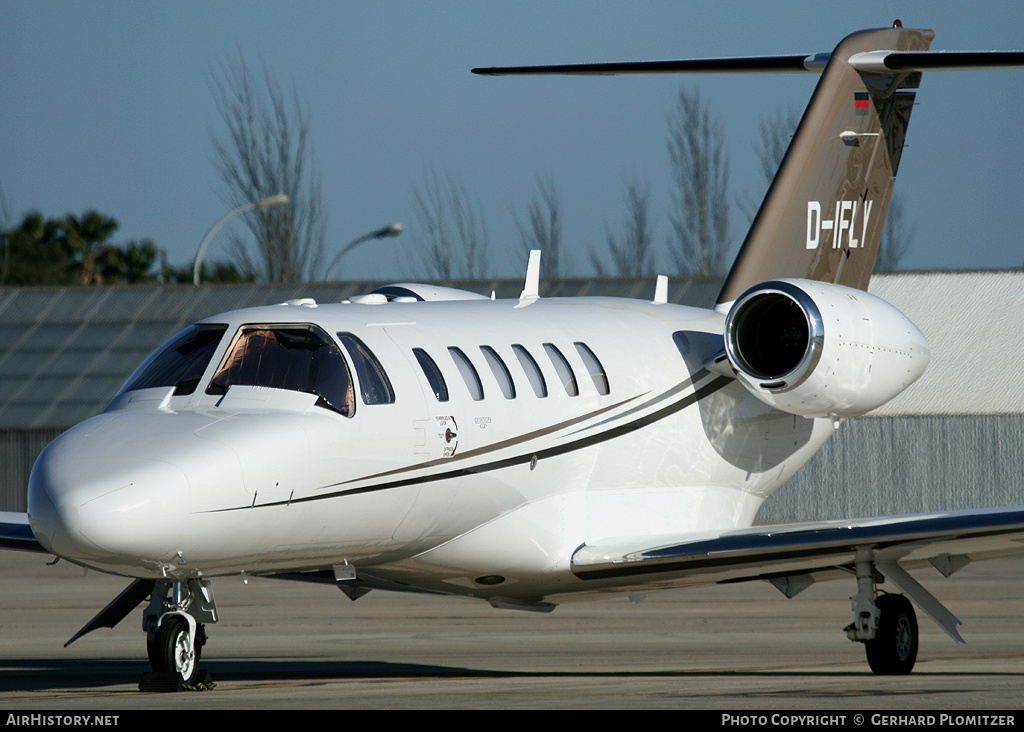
[842,552,962,675]
[143,579,218,686]
[845,556,917,674]
[864,593,918,674]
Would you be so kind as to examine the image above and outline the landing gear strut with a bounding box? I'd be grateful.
[845,555,919,674]
[143,579,218,686]
[771,549,964,675]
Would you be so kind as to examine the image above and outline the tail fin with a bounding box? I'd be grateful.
[717,27,932,305]
[473,25,1024,304]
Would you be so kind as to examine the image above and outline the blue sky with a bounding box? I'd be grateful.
[3,2,1023,282]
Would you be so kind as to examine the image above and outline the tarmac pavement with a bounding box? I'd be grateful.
[2,550,1024,710]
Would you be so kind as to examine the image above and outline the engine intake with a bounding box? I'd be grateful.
[724,279,928,417]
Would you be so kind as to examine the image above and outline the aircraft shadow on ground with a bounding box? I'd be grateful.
[3,657,1023,693]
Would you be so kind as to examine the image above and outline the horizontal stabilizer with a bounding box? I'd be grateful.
[474,50,1024,78]
[476,27,1024,304]
[473,54,827,76]
[850,50,1024,73]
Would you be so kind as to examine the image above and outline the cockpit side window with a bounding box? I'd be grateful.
[206,324,355,417]
[337,332,396,405]
[121,324,227,396]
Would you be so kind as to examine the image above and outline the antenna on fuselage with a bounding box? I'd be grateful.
[653,275,668,305]
[517,250,541,308]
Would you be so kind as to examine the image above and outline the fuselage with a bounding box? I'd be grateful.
[27,293,836,603]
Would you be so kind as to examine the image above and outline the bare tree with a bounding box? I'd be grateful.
[738,104,801,222]
[875,193,916,272]
[667,86,730,277]
[210,57,326,282]
[412,171,489,280]
[756,105,801,187]
[592,178,655,277]
[514,177,566,277]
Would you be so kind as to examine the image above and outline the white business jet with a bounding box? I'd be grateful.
[4,23,1024,684]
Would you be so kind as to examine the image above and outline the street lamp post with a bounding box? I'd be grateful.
[325,223,403,281]
[192,194,289,285]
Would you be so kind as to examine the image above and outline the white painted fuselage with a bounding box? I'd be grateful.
[27,294,842,604]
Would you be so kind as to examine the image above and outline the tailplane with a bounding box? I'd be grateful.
[718,26,931,305]
[473,24,1024,305]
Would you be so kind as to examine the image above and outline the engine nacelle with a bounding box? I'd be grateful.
[723,279,929,418]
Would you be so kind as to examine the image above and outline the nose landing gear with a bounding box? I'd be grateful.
[143,579,218,686]
[147,613,208,685]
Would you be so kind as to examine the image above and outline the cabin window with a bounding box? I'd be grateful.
[543,343,578,397]
[574,342,610,395]
[206,324,355,416]
[121,324,228,396]
[449,346,484,401]
[480,346,516,399]
[413,348,449,402]
[512,344,547,398]
[337,332,395,405]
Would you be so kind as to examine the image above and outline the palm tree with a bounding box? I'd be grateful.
[59,211,119,284]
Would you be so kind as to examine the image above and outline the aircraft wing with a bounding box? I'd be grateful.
[0,511,47,553]
[573,506,1024,592]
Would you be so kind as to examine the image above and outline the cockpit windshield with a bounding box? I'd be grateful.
[120,324,228,396]
[206,324,355,416]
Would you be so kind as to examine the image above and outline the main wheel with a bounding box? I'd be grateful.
[865,593,918,675]
[150,615,203,685]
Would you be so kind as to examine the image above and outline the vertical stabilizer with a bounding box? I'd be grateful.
[716,27,934,307]
[475,25,1023,305]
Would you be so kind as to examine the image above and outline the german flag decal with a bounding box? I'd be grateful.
[854,91,870,114]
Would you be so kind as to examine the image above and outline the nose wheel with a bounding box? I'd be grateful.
[143,578,218,687]
[147,615,206,685]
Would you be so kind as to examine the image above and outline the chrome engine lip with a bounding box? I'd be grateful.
[724,280,825,393]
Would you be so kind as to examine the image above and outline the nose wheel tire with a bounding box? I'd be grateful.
[865,593,918,675]
[148,615,204,685]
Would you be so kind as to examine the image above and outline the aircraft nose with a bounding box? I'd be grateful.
[28,416,191,566]
[26,462,62,554]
